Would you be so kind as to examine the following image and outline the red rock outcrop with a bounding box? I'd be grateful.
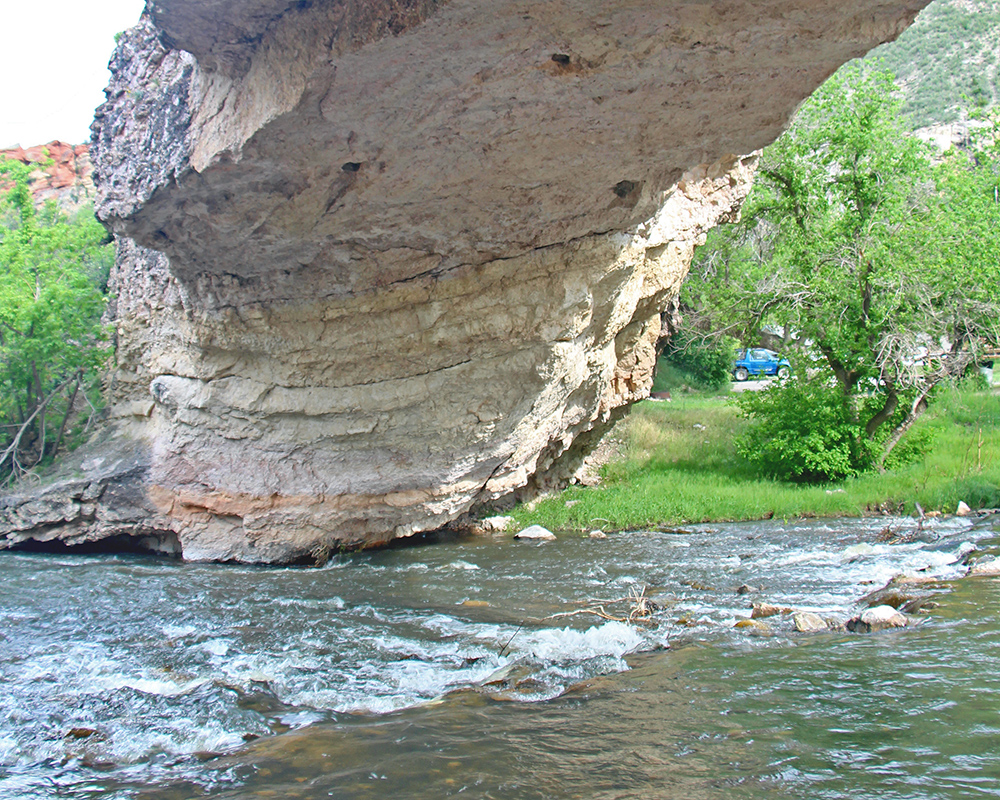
[0,141,95,212]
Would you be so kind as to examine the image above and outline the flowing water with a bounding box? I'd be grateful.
[2,514,1000,799]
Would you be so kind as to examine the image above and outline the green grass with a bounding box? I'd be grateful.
[511,386,1000,532]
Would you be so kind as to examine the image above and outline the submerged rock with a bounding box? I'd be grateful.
[969,556,1000,577]
[734,619,772,634]
[859,581,941,617]
[859,586,917,609]
[899,597,939,614]
[0,0,931,561]
[793,612,829,633]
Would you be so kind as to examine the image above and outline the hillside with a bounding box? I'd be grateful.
[867,0,1000,128]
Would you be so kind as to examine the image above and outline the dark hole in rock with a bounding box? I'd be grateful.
[551,53,571,64]
[613,180,637,198]
[10,532,182,558]
[284,526,468,567]
[341,162,362,172]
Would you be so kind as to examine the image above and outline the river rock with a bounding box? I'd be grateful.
[792,611,829,633]
[65,727,99,740]
[751,603,791,619]
[480,516,515,533]
[846,605,908,633]
[969,556,1000,577]
[514,525,556,541]
[0,0,931,562]
[734,619,772,634]
[957,501,973,517]
[588,530,607,539]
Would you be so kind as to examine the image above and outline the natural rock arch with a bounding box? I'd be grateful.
[0,0,928,561]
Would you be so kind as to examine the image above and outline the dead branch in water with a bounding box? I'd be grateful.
[541,586,660,627]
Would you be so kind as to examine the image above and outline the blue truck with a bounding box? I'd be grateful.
[733,348,791,381]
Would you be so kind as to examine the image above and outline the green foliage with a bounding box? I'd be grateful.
[686,65,1000,481]
[660,331,735,390]
[880,423,933,472]
[735,379,873,482]
[650,360,692,394]
[734,378,934,482]
[0,157,111,480]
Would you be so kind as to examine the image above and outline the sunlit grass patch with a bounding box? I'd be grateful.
[512,387,1000,532]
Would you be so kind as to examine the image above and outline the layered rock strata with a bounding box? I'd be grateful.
[1,0,929,562]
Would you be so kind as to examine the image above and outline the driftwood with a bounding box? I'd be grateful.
[541,586,660,626]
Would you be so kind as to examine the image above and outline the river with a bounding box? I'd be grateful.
[2,513,999,799]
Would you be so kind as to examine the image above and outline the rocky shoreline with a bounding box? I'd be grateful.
[479,509,1000,639]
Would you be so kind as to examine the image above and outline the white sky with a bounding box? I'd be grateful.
[1,0,147,149]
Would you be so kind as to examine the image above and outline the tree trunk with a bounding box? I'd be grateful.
[878,386,934,470]
[31,360,43,411]
[864,385,898,439]
[50,372,82,461]
[0,373,81,478]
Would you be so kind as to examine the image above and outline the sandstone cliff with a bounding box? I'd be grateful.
[0,0,929,562]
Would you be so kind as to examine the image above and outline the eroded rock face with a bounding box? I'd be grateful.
[0,436,179,556]
[4,0,929,562]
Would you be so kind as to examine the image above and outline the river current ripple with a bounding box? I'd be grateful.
[1,514,999,799]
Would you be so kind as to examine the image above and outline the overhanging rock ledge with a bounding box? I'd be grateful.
[1,0,928,562]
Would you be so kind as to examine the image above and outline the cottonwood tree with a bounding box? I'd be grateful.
[684,66,1000,480]
[0,157,111,482]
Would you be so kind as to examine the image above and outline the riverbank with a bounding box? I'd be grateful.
[511,384,1000,533]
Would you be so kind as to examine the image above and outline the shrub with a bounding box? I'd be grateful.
[734,376,941,482]
[660,332,735,390]
[735,379,877,482]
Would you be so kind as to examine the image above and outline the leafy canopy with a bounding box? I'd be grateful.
[0,156,112,480]
[685,65,1000,482]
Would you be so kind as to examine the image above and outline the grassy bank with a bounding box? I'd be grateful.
[511,384,1000,532]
